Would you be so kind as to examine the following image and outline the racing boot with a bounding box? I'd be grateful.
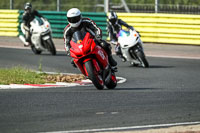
[71,59,77,68]
[24,41,30,47]
[108,55,118,72]
[108,54,117,67]
[119,55,126,62]
[115,44,126,62]
[99,40,117,71]
[24,32,32,47]
[115,43,121,56]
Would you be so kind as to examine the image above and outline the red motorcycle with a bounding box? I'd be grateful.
[69,31,117,90]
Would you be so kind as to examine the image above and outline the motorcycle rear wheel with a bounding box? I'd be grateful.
[85,60,104,90]
[46,38,56,55]
[31,45,42,55]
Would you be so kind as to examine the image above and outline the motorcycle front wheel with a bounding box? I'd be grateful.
[31,45,42,55]
[105,72,117,89]
[136,50,149,68]
[85,60,104,90]
[46,38,56,55]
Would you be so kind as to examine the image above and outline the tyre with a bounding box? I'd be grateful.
[85,60,104,90]
[130,61,139,67]
[46,38,56,55]
[136,50,149,68]
[31,45,42,55]
[105,73,117,89]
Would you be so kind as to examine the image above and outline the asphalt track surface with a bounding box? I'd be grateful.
[0,37,200,133]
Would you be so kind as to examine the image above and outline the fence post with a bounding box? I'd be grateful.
[104,0,109,13]
[155,0,159,13]
[57,0,60,11]
[10,0,13,9]
[121,0,130,13]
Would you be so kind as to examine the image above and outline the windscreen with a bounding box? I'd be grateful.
[33,17,44,26]
[71,30,87,44]
[117,30,130,37]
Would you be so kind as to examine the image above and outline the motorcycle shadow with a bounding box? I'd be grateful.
[119,64,174,69]
[113,87,159,91]
[147,65,174,69]
[33,53,67,56]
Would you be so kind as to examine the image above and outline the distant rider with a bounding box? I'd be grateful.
[64,8,117,68]
[21,2,44,46]
[107,11,135,61]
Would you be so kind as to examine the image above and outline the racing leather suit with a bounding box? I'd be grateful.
[107,19,134,58]
[64,17,117,67]
[22,10,43,42]
[107,19,133,42]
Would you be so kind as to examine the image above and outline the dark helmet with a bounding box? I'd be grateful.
[108,11,118,24]
[24,2,32,12]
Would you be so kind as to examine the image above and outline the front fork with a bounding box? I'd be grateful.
[88,59,111,85]
[41,33,51,48]
[129,41,143,59]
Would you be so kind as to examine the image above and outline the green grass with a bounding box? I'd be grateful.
[0,67,47,85]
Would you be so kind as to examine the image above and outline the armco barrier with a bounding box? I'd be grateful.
[0,10,19,36]
[1,9,200,45]
[18,11,108,39]
[116,13,200,45]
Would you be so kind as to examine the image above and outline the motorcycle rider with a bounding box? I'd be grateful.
[64,8,117,68]
[21,2,44,46]
[107,11,135,61]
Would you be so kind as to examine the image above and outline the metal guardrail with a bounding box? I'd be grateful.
[0,10,19,36]
[117,13,200,45]
[1,9,200,45]
[18,10,108,39]
[0,10,108,39]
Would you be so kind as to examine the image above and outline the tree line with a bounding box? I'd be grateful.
[0,0,200,11]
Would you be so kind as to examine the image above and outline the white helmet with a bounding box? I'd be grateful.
[67,8,82,28]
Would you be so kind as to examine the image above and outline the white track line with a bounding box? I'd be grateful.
[0,76,126,89]
[41,121,200,133]
[147,54,200,60]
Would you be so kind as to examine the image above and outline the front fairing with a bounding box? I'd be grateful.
[30,17,52,50]
[70,32,108,67]
[30,17,51,34]
[117,29,140,48]
[70,32,94,58]
[70,31,109,75]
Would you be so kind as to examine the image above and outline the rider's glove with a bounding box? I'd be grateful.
[136,31,141,37]
[129,26,134,31]
[95,34,102,42]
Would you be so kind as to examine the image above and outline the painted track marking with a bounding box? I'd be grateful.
[41,121,200,133]
[0,76,126,89]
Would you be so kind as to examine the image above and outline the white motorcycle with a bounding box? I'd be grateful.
[116,29,149,68]
[19,17,56,55]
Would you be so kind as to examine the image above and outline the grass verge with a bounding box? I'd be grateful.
[0,66,86,85]
[0,67,48,85]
